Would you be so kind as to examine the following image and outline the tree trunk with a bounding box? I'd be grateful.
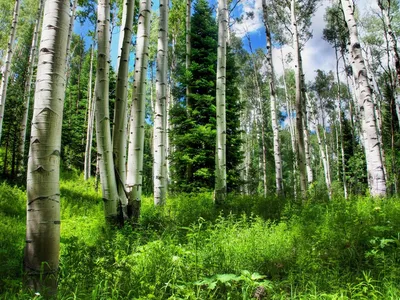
[334,46,348,198]
[0,0,21,143]
[281,50,297,199]
[214,0,228,203]
[84,43,96,181]
[95,0,119,223]
[365,46,389,185]
[262,0,283,195]
[291,0,307,197]
[126,0,151,221]
[113,0,135,216]
[154,0,168,205]
[186,0,191,110]
[24,0,70,294]
[378,0,400,128]
[311,94,332,199]
[18,0,44,174]
[341,0,386,196]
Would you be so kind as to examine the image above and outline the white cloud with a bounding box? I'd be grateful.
[231,0,263,38]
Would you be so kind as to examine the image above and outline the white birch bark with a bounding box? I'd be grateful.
[315,117,332,200]
[95,0,119,222]
[334,46,348,198]
[154,0,168,205]
[126,0,151,220]
[18,0,44,172]
[65,0,78,68]
[0,0,20,142]
[291,0,307,196]
[113,0,135,214]
[365,46,388,184]
[24,0,70,293]
[281,51,297,198]
[215,0,228,203]
[341,0,386,196]
[303,95,313,185]
[310,94,332,199]
[262,0,283,195]
[84,43,95,180]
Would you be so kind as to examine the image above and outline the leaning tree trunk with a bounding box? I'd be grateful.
[18,0,44,173]
[215,0,228,204]
[341,0,386,196]
[154,0,169,205]
[126,0,151,221]
[95,0,119,223]
[113,0,135,215]
[24,0,70,295]
[262,0,283,195]
[0,0,21,143]
[291,0,307,197]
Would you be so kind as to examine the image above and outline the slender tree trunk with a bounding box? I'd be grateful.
[154,0,168,205]
[315,121,332,199]
[18,0,44,174]
[113,0,135,216]
[303,93,313,185]
[247,36,268,197]
[0,0,20,143]
[291,0,307,197]
[334,46,348,198]
[378,0,400,128]
[24,0,70,294]
[262,0,283,195]
[341,0,386,196]
[84,43,95,180]
[214,0,228,203]
[95,0,119,223]
[186,0,191,110]
[281,51,297,199]
[365,47,389,185]
[126,0,151,221]
[311,94,332,199]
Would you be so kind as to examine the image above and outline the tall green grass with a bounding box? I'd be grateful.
[1,173,400,299]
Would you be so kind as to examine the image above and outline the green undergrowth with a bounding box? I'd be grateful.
[1,173,400,299]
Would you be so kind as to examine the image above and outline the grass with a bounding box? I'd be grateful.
[1,172,400,299]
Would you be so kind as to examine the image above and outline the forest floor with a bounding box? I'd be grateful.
[1,171,400,299]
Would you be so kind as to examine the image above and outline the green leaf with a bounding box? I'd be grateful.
[216,274,241,283]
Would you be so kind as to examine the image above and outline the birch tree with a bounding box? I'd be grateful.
[154,0,168,205]
[84,42,95,180]
[18,0,44,172]
[24,0,70,293]
[95,0,119,222]
[113,0,135,214]
[127,0,151,220]
[340,0,387,196]
[262,0,283,195]
[291,0,307,195]
[0,0,20,143]
[214,0,228,203]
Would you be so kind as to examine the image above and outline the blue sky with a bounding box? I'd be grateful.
[73,0,370,82]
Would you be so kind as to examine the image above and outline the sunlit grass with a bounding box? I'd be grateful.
[1,173,400,299]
